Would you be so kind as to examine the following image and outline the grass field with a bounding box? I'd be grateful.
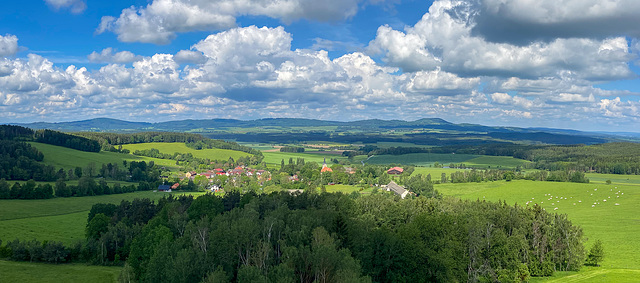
[0,260,121,283]
[262,151,348,167]
[437,178,640,281]
[586,173,640,185]
[31,142,177,171]
[366,153,530,169]
[121,142,251,161]
[366,153,480,166]
[464,156,531,169]
[0,191,205,244]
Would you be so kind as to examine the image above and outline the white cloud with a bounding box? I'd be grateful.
[174,50,207,64]
[369,0,636,81]
[44,0,87,14]
[551,93,595,103]
[88,48,141,63]
[599,97,640,119]
[404,69,480,93]
[490,92,536,109]
[0,34,19,57]
[97,0,368,44]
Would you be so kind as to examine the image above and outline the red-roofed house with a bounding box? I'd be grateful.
[387,167,404,174]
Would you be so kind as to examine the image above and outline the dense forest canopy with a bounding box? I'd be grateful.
[92,192,585,282]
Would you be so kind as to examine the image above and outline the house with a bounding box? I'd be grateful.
[387,167,404,174]
[343,167,356,174]
[158,185,172,192]
[170,183,180,190]
[386,181,409,199]
[185,171,197,178]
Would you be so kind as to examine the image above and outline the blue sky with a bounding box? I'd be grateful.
[1,0,640,132]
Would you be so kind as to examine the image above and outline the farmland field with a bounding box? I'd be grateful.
[121,142,251,161]
[262,151,348,166]
[0,260,121,283]
[366,153,480,166]
[0,191,205,244]
[437,178,640,282]
[365,153,530,169]
[31,142,177,171]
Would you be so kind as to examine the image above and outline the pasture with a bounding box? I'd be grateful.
[0,260,121,283]
[0,191,205,244]
[437,178,640,281]
[262,151,348,167]
[31,142,177,171]
[366,153,530,169]
[121,142,251,161]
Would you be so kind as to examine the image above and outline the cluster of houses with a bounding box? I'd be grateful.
[185,167,269,180]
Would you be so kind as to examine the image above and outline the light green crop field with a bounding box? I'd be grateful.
[31,142,177,171]
[0,260,121,283]
[437,178,640,282]
[121,142,251,161]
[0,191,205,244]
[464,156,531,169]
[366,153,480,166]
[586,173,640,185]
[366,153,530,169]
[262,151,348,166]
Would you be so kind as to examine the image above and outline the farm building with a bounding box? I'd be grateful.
[386,181,409,199]
[158,185,172,192]
[171,183,180,190]
[387,167,404,174]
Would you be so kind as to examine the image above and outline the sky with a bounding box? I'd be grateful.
[1,0,640,132]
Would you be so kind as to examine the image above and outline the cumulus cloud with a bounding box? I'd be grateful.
[97,0,368,44]
[0,34,19,57]
[490,92,536,109]
[369,0,636,81]
[599,97,640,119]
[44,0,87,14]
[88,48,141,63]
[472,0,640,45]
[174,50,207,64]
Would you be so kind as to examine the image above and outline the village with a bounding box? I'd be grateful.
[156,161,414,199]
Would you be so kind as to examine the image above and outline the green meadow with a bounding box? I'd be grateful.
[31,142,177,171]
[0,191,205,244]
[121,142,251,161]
[0,260,121,283]
[437,178,640,282]
[262,151,348,167]
[365,153,529,169]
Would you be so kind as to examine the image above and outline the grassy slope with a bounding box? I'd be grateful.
[436,178,640,282]
[0,191,205,244]
[0,260,121,283]
[31,142,177,171]
[121,142,250,161]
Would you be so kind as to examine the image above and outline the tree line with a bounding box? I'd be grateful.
[0,125,100,152]
[0,191,588,282]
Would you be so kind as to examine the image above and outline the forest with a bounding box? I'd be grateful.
[0,191,586,283]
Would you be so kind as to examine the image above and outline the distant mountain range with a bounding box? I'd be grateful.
[10,117,640,145]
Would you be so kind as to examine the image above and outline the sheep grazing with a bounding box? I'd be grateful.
[615,203,620,206]
[578,200,582,203]
[592,205,595,207]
